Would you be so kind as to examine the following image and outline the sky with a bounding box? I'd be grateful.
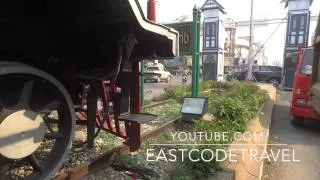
[137,0,320,66]
[138,0,320,23]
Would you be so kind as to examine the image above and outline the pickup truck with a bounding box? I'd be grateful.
[144,65,171,83]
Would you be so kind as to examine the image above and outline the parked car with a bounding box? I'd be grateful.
[254,65,282,84]
[166,66,182,75]
[144,65,171,83]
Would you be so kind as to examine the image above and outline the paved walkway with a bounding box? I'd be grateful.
[262,90,320,180]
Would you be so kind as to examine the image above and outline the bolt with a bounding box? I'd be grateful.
[116,87,121,93]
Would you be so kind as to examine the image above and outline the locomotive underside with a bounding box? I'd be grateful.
[2,0,176,97]
[0,0,178,179]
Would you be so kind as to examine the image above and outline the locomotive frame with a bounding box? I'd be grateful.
[0,0,178,179]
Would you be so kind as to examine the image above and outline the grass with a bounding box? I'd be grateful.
[152,93,171,102]
[144,99,153,106]
[96,131,117,151]
[143,101,181,125]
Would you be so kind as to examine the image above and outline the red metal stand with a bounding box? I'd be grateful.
[126,62,141,151]
[147,0,157,22]
[76,66,156,151]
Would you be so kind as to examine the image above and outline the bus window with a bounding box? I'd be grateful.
[300,49,314,75]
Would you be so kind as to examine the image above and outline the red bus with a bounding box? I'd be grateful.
[291,47,320,125]
[311,14,320,116]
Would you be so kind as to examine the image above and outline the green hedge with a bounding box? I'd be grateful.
[164,81,267,179]
[120,81,267,179]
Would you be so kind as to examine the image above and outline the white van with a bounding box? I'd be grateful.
[144,63,171,83]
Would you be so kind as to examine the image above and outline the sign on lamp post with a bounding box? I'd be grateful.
[165,22,193,56]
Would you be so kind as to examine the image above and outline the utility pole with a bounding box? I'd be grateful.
[247,0,254,80]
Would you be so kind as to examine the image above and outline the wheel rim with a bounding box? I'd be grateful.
[0,65,75,179]
[0,110,46,159]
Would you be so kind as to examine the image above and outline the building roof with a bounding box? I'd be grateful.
[201,0,226,14]
[281,0,313,8]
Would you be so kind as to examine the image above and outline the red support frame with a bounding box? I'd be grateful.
[77,81,127,138]
[76,64,142,151]
[126,62,142,151]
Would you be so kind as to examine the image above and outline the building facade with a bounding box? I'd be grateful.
[282,0,313,88]
[283,0,312,57]
[201,0,226,81]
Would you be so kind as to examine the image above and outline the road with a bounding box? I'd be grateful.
[144,74,191,100]
[262,90,320,180]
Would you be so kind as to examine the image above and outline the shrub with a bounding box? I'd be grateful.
[164,85,191,103]
[183,147,218,178]
[213,97,250,132]
[141,81,267,179]
[211,81,233,90]
[200,81,213,91]
[152,93,169,102]
[144,99,152,105]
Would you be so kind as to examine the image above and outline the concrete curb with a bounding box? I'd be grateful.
[220,84,276,180]
[257,85,276,180]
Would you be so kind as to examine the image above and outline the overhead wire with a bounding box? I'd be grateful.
[250,17,287,61]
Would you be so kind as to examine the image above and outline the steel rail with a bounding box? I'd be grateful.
[141,99,173,109]
[55,110,179,180]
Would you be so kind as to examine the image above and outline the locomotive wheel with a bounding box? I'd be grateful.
[0,62,75,179]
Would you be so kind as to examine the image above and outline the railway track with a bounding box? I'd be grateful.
[55,99,179,180]
[142,99,173,110]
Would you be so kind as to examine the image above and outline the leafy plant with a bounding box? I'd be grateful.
[166,166,194,180]
[112,155,138,167]
[164,85,191,103]
[144,99,152,106]
[199,81,213,91]
[96,131,117,151]
[183,147,218,178]
[152,93,170,102]
[116,81,267,179]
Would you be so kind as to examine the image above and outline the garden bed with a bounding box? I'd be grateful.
[84,81,268,180]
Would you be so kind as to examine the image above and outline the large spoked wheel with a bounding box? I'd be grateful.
[0,62,75,179]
